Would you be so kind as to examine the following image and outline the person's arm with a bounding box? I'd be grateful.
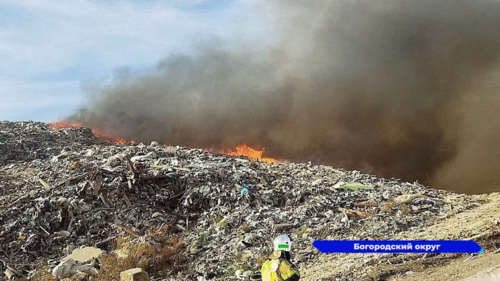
[278,260,300,280]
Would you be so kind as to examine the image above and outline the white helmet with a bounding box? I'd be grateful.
[274,235,292,252]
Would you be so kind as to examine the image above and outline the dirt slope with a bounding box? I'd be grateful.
[300,193,500,280]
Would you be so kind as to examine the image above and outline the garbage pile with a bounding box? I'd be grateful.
[0,121,480,280]
[0,121,102,164]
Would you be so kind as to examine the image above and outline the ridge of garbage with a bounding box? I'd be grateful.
[0,121,479,280]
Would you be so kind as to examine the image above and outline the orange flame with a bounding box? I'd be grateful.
[226,143,277,163]
[49,122,130,144]
[91,129,129,144]
[49,122,83,129]
[50,123,278,162]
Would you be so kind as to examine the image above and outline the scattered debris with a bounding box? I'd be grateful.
[394,191,425,205]
[52,259,97,279]
[61,246,103,263]
[338,207,370,218]
[3,266,23,281]
[0,122,486,280]
[339,183,374,191]
[120,268,150,281]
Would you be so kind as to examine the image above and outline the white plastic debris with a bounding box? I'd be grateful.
[52,259,97,279]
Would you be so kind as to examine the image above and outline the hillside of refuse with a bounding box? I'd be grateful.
[1,121,498,281]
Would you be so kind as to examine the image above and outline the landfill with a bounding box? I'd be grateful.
[0,121,488,280]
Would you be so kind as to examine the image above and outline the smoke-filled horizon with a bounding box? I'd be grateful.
[70,0,500,193]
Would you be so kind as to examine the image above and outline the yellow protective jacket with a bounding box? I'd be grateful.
[261,251,300,281]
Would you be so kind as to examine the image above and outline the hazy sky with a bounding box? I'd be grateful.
[0,0,267,121]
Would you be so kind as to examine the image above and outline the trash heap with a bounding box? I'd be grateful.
[0,121,480,280]
[0,121,103,163]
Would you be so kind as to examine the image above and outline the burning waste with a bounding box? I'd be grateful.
[49,122,277,163]
[67,0,500,193]
[49,122,129,145]
[1,121,495,280]
[225,144,277,164]
[4,0,500,279]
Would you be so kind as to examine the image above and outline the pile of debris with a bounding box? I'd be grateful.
[0,122,480,280]
[0,121,102,163]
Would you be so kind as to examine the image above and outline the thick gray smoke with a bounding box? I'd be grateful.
[71,0,500,193]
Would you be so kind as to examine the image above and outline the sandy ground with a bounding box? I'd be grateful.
[461,263,500,281]
[390,252,500,281]
[300,193,500,280]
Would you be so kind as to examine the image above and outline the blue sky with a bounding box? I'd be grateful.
[0,0,269,121]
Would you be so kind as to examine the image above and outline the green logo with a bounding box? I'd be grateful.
[278,244,289,249]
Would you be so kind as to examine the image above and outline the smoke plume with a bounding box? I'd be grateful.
[71,0,500,193]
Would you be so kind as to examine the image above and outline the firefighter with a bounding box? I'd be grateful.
[261,235,300,281]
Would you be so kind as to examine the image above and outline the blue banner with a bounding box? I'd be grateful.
[313,240,483,254]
